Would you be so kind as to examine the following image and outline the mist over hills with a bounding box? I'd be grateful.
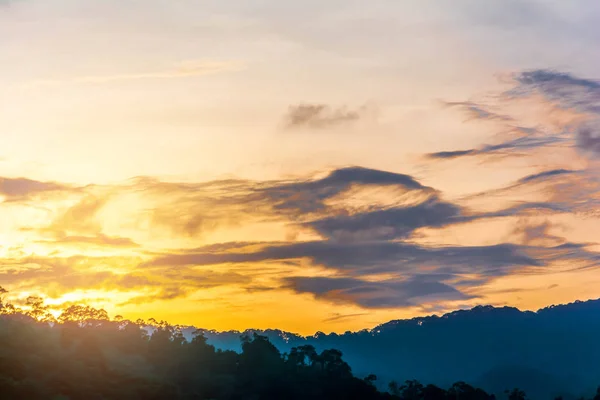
[176,299,600,399]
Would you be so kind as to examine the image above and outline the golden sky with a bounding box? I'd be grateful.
[2,0,600,335]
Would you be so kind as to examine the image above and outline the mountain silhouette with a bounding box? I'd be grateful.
[177,298,600,399]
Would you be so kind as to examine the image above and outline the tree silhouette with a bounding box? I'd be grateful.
[0,289,591,400]
[506,388,526,400]
[399,379,425,400]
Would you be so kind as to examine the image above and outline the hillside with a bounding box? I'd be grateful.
[184,299,600,399]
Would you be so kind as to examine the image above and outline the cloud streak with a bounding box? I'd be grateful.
[508,69,600,158]
[425,69,600,162]
[25,60,244,87]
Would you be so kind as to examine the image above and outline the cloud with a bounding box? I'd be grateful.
[442,101,512,122]
[146,240,541,277]
[99,166,437,243]
[37,234,139,249]
[427,149,477,159]
[254,166,429,216]
[142,235,600,311]
[30,193,138,250]
[322,312,368,323]
[131,162,600,303]
[0,254,250,304]
[467,167,600,218]
[511,69,600,110]
[510,219,565,247]
[284,275,473,309]
[426,128,569,161]
[516,169,576,185]
[426,69,600,162]
[49,194,107,234]
[0,177,67,200]
[284,104,367,129]
[5,161,600,312]
[305,197,465,241]
[119,269,250,306]
[26,60,244,87]
[508,69,600,157]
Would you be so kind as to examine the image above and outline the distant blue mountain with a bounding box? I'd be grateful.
[174,298,600,399]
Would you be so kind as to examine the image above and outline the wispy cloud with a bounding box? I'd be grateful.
[509,69,600,157]
[4,160,600,309]
[426,127,570,161]
[37,234,140,249]
[322,312,368,323]
[428,69,600,162]
[442,101,513,123]
[25,60,245,87]
[423,70,600,163]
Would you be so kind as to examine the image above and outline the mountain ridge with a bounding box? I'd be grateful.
[171,297,600,340]
[163,297,600,399]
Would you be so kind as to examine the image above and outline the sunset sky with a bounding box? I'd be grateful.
[2,0,600,334]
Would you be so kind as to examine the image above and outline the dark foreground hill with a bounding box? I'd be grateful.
[185,299,600,399]
[3,288,600,399]
[0,295,502,400]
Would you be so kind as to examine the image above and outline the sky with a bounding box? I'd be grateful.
[2,0,600,334]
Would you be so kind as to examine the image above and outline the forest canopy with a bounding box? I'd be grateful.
[0,287,593,400]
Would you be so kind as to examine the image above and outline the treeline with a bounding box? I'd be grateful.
[0,290,592,400]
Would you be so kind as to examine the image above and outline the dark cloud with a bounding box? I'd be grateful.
[484,202,568,217]
[575,120,600,156]
[517,169,576,184]
[427,149,477,159]
[6,162,599,311]
[512,70,600,111]
[254,166,428,215]
[319,167,425,189]
[305,197,465,241]
[284,103,365,129]
[146,240,540,277]
[116,167,429,238]
[284,275,472,308]
[285,175,570,243]
[112,166,443,247]
[426,130,568,161]
[140,161,600,291]
[143,234,600,311]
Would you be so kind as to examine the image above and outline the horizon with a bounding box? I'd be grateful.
[145,295,600,337]
[3,0,600,336]
[3,285,598,338]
